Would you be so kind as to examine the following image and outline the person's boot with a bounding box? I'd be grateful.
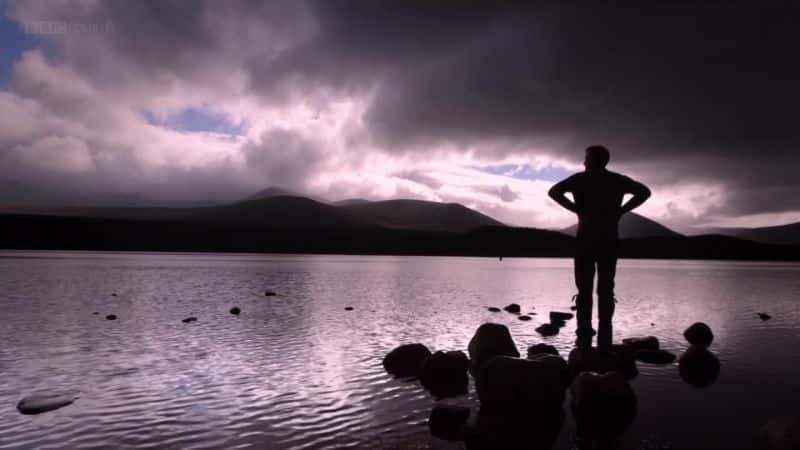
[575,293,595,349]
[597,296,616,351]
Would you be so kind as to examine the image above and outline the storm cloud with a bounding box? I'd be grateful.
[2,1,799,229]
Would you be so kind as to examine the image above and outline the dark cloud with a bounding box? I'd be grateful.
[2,1,799,225]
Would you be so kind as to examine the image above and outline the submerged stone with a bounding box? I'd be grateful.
[535,323,560,337]
[622,336,660,351]
[17,394,77,415]
[635,349,676,364]
[550,311,574,321]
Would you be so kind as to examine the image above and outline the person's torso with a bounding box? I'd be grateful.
[571,170,628,240]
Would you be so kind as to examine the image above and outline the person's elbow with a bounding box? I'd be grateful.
[639,185,652,201]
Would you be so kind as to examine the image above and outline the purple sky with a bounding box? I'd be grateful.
[1,1,799,231]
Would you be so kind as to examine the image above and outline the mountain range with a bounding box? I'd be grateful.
[0,186,798,259]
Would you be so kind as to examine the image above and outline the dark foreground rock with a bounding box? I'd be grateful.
[475,356,565,414]
[428,405,470,441]
[635,349,676,364]
[420,351,469,398]
[678,346,721,388]
[468,323,519,371]
[464,408,564,450]
[527,343,559,358]
[568,348,623,378]
[570,371,637,442]
[757,416,800,450]
[383,343,432,377]
[535,323,560,337]
[17,394,77,415]
[503,303,521,314]
[684,322,714,347]
[622,336,660,351]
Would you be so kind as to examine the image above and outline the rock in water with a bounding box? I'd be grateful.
[517,315,532,321]
[535,323,560,337]
[527,343,559,358]
[264,290,277,296]
[550,311,574,321]
[105,314,117,320]
[568,348,623,378]
[678,346,721,388]
[383,343,432,377]
[635,349,676,364]
[570,371,637,441]
[570,305,578,311]
[181,317,197,323]
[229,307,241,315]
[622,336,660,351]
[428,405,470,441]
[475,356,566,414]
[420,351,469,398]
[758,416,800,450]
[758,312,772,321]
[528,353,570,388]
[684,322,714,347]
[487,307,501,312]
[344,306,354,311]
[468,323,519,371]
[17,394,77,415]
[503,303,521,314]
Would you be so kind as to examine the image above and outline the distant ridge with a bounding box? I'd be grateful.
[561,212,682,239]
[702,221,800,245]
[245,186,304,201]
[340,199,505,232]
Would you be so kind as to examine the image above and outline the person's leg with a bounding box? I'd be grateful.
[596,253,618,351]
[574,248,596,348]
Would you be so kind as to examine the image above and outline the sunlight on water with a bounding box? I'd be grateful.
[0,251,799,449]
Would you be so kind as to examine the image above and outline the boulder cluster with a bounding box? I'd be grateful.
[384,319,725,448]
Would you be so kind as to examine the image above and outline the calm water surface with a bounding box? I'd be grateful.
[1,251,799,449]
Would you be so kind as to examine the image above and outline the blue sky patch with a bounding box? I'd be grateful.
[472,163,574,182]
[0,3,37,86]
[144,106,245,136]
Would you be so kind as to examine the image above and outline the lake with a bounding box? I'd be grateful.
[0,251,798,449]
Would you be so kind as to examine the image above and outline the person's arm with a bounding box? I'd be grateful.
[548,176,578,214]
[620,177,651,215]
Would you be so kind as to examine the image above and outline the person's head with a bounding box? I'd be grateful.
[584,145,610,171]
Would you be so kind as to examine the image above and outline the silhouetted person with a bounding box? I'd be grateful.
[548,146,651,350]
